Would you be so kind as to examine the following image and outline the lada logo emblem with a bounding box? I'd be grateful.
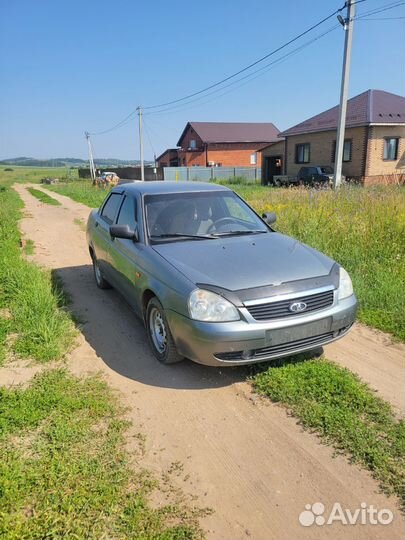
[289,301,307,313]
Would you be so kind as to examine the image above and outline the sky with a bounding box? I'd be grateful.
[1,0,404,161]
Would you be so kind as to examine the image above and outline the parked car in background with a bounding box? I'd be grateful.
[94,171,120,188]
[297,166,341,186]
[87,182,357,366]
[271,166,342,187]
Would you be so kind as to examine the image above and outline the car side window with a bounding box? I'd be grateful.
[100,193,122,224]
[117,195,137,229]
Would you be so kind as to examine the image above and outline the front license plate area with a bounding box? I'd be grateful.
[265,318,332,346]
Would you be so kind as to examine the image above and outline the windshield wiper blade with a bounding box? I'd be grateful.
[150,233,217,240]
[211,230,267,237]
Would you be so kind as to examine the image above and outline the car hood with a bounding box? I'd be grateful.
[153,232,334,291]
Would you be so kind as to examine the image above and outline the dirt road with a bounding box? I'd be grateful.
[12,184,405,540]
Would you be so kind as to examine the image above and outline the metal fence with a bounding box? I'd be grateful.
[79,166,164,181]
[163,166,261,183]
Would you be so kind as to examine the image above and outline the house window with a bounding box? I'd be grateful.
[190,139,196,149]
[295,143,310,164]
[383,138,399,160]
[332,139,352,162]
[250,152,257,165]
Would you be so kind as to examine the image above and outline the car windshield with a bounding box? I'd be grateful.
[320,166,333,174]
[144,190,268,241]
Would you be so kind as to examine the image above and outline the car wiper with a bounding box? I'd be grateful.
[211,230,267,237]
[150,233,217,240]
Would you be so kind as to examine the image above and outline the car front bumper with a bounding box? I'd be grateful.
[166,293,357,366]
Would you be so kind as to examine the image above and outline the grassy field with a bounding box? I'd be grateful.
[0,169,206,538]
[0,182,74,365]
[0,166,76,185]
[252,357,405,507]
[3,169,404,520]
[45,180,405,341]
[234,184,405,340]
[46,179,108,208]
[27,187,61,205]
[0,369,204,539]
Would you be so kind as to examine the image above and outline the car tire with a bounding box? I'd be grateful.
[146,297,183,364]
[92,254,111,289]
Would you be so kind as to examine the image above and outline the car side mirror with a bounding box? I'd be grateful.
[109,224,139,242]
[262,212,277,226]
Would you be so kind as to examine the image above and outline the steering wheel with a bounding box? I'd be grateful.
[207,217,238,233]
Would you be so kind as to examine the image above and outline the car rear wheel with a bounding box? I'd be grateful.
[92,255,111,289]
[146,298,183,364]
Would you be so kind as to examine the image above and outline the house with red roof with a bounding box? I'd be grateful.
[272,89,405,185]
[157,121,282,169]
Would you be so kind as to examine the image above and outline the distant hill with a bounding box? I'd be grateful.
[0,157,148,168]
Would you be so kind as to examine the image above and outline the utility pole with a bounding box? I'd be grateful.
[333,0,356,190]
[137,106,145,181]
[85,131,96,182]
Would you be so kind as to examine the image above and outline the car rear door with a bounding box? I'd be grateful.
[110,193,144,314]
[92,192,123,284]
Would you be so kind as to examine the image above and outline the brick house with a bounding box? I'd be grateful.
[157,122,281,168]
[268,90,404,185]
[154,148,179,167]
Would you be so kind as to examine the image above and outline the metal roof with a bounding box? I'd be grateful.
[280,90,405,137]
[155,148,178,162]
[177,121,281,146]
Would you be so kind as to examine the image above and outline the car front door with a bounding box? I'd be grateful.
[298,167,309,184]
[306,167,318,184]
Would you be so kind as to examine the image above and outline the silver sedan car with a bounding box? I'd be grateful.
[87,182,357,366]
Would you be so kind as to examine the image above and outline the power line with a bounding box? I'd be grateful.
[89,110,137,136]
[142,4,346,111]
[87,2,347,135]
[144,25,339,117]
[355,0,405,19]
[142,117,157,158]
[88,0,405,137]
[357,15,405,19]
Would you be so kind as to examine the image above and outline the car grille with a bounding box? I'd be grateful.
[215,331,335,362]
[246,290,334,321]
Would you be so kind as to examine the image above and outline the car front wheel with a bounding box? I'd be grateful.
[146,297,183,364]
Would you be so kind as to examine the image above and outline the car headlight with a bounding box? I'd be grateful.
[338,267,353,300]
[188,289,240,322]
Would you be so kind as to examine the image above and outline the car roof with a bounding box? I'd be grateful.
[113,181,232,196]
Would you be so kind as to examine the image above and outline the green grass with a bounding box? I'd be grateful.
[0,166,76,185]
[231,184,405,340]
[22,239,35,256]
[27,187,61,206]
[46,181,405,340]
[0,369,205,539]
[0,167,206,538]
[252,357,405,507]
[46,179,110,208]
[0,180,74,365]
